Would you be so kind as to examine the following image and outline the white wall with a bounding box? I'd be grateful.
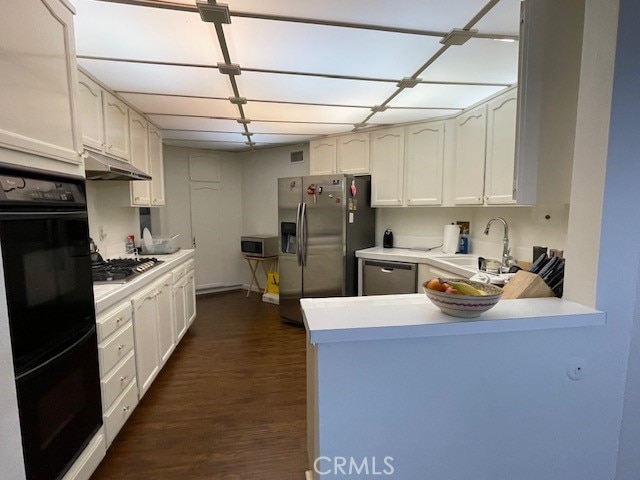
[239,143,309,236]
[86,181,140,258]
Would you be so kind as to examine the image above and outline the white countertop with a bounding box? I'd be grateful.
[301,294,606,344]
[93,249,195,314]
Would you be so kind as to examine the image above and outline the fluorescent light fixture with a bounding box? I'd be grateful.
[440,28,478,46]
[217,63,241,75]
[196,1,231,24]
[396,77,421,88]
[494,38,517,43]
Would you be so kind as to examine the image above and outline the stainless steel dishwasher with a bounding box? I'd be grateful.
[362,259,418,295]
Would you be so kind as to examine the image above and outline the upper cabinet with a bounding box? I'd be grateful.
[129,111,151,206]
[149,125,165,206]
[78,71,105,151]
[454,105,488,205]
[310,133,370,176]
[0,0,83,175]
[370,128,405,206]
[102,92,130,161]
[405,121,445,206]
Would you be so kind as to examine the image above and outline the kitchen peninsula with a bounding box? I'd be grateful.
[303,295,612,480]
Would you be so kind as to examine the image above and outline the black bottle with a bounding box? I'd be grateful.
[383,229,394,248]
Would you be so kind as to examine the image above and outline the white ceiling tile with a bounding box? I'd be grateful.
[420,38,519,84]
[236,71,396,105]
[224,0,488,32]
[148,115,244,132]
[164,139,249,151]
[389,84,507,109]
[162,131,245,143]
[243,102,370,123]
[73,0,223,65]
[371,108,462,125]
[250,134,315,144]
[473,0,521,36]
[78,59,232,98]
[119,93,239,118]
[224,18,443,79]
[248,121,354,136]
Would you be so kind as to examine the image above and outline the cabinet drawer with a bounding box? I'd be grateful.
[101,350,136,412]
[97,301,133,342]
[99,322,134,377]
[172,265,187,284]
[104,379,138,447]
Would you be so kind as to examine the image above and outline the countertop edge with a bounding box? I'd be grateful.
[93,249,195,314]
[302,296,606,344]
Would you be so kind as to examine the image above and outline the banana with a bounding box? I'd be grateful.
[439,278,487,296]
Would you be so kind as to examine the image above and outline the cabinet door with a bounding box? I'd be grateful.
[149,125,165,206]
[371,128,405,206]
[454,105,487,205]
[129,111,151,206]
[185,272,196,327]
[337,133,369,174]
[77,71,105,151]
[155,275,175,365]
[103,92,130,161]
[405,122,445,206]
[309,138,337,175]
[0,0,82,167]
[173,281,187,341]
[485,89,518,205]
[132,286,160,398]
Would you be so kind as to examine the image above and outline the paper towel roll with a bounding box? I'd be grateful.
[442,224,460,254]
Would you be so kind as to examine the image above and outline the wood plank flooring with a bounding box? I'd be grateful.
[91,291,308,480]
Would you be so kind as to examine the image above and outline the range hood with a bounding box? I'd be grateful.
[83,150,151,181]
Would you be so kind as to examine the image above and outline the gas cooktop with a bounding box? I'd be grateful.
[91,257,163,284]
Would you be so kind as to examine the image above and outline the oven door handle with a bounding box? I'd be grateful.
[15,325,96,381]
[0,210,88,220]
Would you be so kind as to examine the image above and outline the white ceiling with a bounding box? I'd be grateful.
[72,0,521,152]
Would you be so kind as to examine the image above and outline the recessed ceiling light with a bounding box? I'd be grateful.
[440,28,478,46]
[217,63,241,76]
[196,1,231,24]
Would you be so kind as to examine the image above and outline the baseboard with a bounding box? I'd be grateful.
[195,285,242,295]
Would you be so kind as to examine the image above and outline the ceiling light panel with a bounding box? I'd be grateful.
[473,0,521,36]
[77,59,232,98]
[119,93,239,118]
[224,0,489,32]
[147,115,244,132]
[162,131,244,143]
[235,71,395,105]
[389,84,506,109]
[243,103,371,124]
[164,139,249,151]
[419,38,518,84]
[73,0,223,65]
[248,121,359,136]
[250,134,316,144]
[223,18,443,78]
[372,108,463,124]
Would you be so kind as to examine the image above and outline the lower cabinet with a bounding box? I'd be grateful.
[156,274,176,365]
[172,260,196,340]
[132,283,161,399]
[417,263,474,291]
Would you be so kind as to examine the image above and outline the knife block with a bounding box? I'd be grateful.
[501,270,556,299]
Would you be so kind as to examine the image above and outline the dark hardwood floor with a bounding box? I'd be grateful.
[91,291,308,480]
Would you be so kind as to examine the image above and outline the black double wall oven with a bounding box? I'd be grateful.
[0,165,102,479]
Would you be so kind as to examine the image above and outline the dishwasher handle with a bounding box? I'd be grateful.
[363,260,416,271]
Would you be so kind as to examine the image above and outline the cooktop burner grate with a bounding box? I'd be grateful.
[92,257,162,284]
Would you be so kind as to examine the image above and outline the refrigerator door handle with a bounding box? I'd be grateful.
[295,202,302,266]
[301,202,307,267]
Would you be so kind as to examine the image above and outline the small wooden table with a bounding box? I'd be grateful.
[243,255,278,297]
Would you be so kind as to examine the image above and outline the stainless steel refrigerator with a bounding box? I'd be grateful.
[278,174,375,324]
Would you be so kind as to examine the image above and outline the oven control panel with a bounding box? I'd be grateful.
[0,174,85,204]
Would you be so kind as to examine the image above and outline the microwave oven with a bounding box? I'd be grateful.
[241,235,279,257]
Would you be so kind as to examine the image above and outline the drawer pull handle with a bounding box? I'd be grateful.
[123,405,131,413]
[118,344,126,351]
[116,316,123,323]
[120,375,128,382]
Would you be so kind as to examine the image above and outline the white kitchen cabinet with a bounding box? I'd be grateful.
[129,111,151,206]
[173,276,187,341]
[0,0,83,173]
[309,137,337,175]
[149,125,166,206]
[371,127,405,206]
[103,91,130,161]
[454,105,487,205]
[185,269,196,326]
[405,121,445,206]
[417,263,474,292]
[172,261,196,338]
[132,284,160,398]
[156,274,175,365]
[337,133,370,174]
[77,71,105,152]
[485,88,518,204]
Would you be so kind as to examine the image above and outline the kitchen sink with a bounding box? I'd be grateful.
[437,255,479,268]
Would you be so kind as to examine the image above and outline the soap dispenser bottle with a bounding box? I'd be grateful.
[459,228,469,254]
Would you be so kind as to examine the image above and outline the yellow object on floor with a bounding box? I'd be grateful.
[266,272,279,294]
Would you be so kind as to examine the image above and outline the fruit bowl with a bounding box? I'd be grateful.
[423,278,503,318]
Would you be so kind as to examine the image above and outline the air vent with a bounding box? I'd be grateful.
[290,151,303,163]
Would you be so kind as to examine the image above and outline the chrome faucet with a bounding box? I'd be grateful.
[484,217,513,272]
